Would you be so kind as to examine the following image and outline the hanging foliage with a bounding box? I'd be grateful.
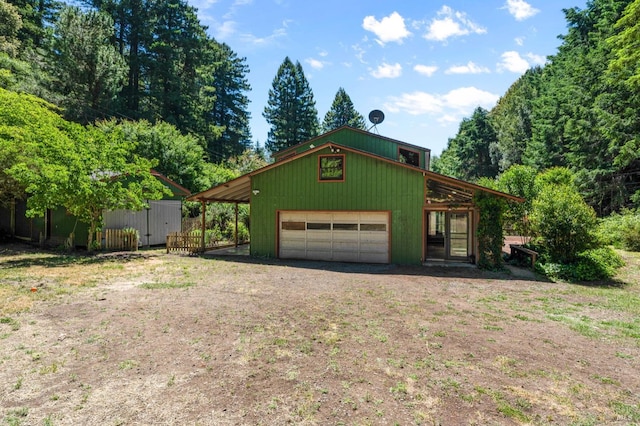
[474,190,507,270]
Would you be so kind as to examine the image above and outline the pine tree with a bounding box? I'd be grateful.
[7,0,59,53]
[146,0,207,128]
[435,107,499,181]
[0,0,22,57]
[263,57,318,153]
[205,41,252,159]
[321,87,366,132]
[48,6,126,123]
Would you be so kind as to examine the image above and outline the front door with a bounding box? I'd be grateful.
[425,211,470,261]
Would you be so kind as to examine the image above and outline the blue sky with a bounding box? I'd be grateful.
[188,0,587,156]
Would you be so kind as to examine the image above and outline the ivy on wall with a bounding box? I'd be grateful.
[474,191,507,270]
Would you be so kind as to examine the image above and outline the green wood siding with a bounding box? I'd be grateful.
[251,147,425,264]
[275,128,430,170]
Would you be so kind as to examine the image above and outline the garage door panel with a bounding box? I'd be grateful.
[332,241,360,251]
[280,239,306,251]
[332,251,360,262]
[331,231,359,240]
[307,240,332,251]
[360,246,387,254]
[360,234,388,244]
[360,253,388,263]
[306,250,333,261]
[279,212,389,263]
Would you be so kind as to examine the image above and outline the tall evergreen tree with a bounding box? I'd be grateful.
[321,87,366,132]
[603,0,640,207]
[263,57,318,153]
[536,0,632,214]
[490,67,541,171]
[0,0,22,57]
[49,6,126,123]
[435,107,499,182]
[146,0,207,128]
[7,0,59,53]
[204,41,252,159]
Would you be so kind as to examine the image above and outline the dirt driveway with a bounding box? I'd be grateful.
[1,245,639,425]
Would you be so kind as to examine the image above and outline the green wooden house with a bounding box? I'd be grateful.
[188,126,521,265]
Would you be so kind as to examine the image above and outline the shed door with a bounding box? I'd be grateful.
[103,200,182,246]
[279,211,389,263]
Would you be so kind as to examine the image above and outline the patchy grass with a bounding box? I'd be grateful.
[0,244,639,425]
[138,281,196,290]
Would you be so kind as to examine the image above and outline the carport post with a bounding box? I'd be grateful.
[234,202,239,247]
[200,200,206,252]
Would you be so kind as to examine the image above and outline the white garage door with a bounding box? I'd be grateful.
[279,211,389,263]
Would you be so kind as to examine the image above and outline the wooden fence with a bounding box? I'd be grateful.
[96,229,139,251]
[166,232,219,254]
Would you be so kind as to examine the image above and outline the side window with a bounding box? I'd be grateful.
[318,155,345,181]
[399,147,420,167]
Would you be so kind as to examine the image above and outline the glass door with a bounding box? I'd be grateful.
[425,211,469,260]
[426,211,446,259]
[448,213,468,258]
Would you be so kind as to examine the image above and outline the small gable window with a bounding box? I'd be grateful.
[319,155,345,181]
[399,147,420,167]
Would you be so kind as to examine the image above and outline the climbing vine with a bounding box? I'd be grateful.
[474,191,507,270]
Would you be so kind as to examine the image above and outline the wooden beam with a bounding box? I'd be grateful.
[200,200,206,252]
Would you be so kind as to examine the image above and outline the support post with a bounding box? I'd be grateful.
[234,202,239,247]
[200,200,206,252]
[10,198,16,237]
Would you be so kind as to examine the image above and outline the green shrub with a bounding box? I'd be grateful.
[530,183,598,263]
[535,247,624,282]
[190,227,222,246]
[597,210,640,251]
[224,222,249,243]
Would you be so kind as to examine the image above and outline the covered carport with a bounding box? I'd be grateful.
[186,174,251,251]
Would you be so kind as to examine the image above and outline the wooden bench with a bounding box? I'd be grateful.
[510,244,538,268]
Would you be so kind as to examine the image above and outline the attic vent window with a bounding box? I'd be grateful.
[319,155,345,181]
[399,147,420,167]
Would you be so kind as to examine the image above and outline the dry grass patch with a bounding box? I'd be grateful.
[0,243,639,425]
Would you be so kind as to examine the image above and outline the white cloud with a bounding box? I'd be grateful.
[515,36,524,46]
[526,52,546,65]
[497,51,530,73]
[362,11,411,45]
[442,87,499,110]
[305,58,325,70]
[384,87,498,123]
[214,20,237,40]
[189,0,218,10]
[384,92,443,115]
[352,43,367,64]
[414,64,438,77]
[239,26,288,47]
[424,6,486,42]
[371,62,402,79]
[505,0,540,21]
[437,114,461,124]
[445,61,490,74]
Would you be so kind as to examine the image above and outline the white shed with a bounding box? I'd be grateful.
[103,200,183,246]
[103,171,190,247]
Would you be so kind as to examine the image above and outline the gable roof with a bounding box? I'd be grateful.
[150,170,191,197]
[187,141,524,204]
[272,126,431,161]
[187,174,251,203]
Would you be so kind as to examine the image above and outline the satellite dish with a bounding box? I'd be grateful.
[368,110,385,133]
[368,109,385,125]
